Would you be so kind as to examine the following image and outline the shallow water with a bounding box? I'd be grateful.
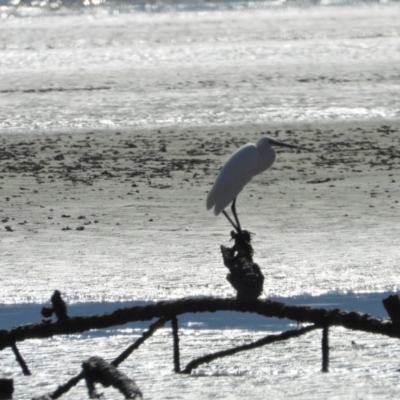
[1,293,400,399]
[6,324,400,399]
[1,3,400,132]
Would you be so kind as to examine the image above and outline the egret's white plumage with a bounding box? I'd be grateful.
[207,137,278,215]
[206,136,300,232]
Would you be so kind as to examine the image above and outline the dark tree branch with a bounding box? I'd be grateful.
[11,342,31,376]
[171,316,181,373]
[1,297,396,352]
[181,324,317,374]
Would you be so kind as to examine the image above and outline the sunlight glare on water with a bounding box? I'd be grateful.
[3,324,400,399]
[0,4,400,131]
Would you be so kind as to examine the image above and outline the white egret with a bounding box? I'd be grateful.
[206,136,303,233]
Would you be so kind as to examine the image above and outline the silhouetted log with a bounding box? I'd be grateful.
[221,230,264,302]
[182,324,317,374]
[0,297,397,351]
[382,294,400,330]
[34,317,168,400]
[0,378,13,399]
[171,316,181,373]
[322,325,329,373]
[41,290,69,322]
[11,342,31,376]
[82,356,142,399]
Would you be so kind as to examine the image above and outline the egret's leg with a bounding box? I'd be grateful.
[222,210,239,232]
[231,198,242,233]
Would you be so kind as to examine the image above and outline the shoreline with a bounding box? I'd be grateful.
[1,115,400,135]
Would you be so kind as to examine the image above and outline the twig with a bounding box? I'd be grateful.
[181,324,317,374]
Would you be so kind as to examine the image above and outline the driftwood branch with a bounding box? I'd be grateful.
[182,324,317,374]
[1,297,396,352]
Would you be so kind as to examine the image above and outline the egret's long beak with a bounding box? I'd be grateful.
[271,139,310,151]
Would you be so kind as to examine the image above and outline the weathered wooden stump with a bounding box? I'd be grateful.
[82,356,142,399]
[221,230,264,302]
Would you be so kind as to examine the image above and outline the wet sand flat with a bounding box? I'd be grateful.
[1,119,400,303]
